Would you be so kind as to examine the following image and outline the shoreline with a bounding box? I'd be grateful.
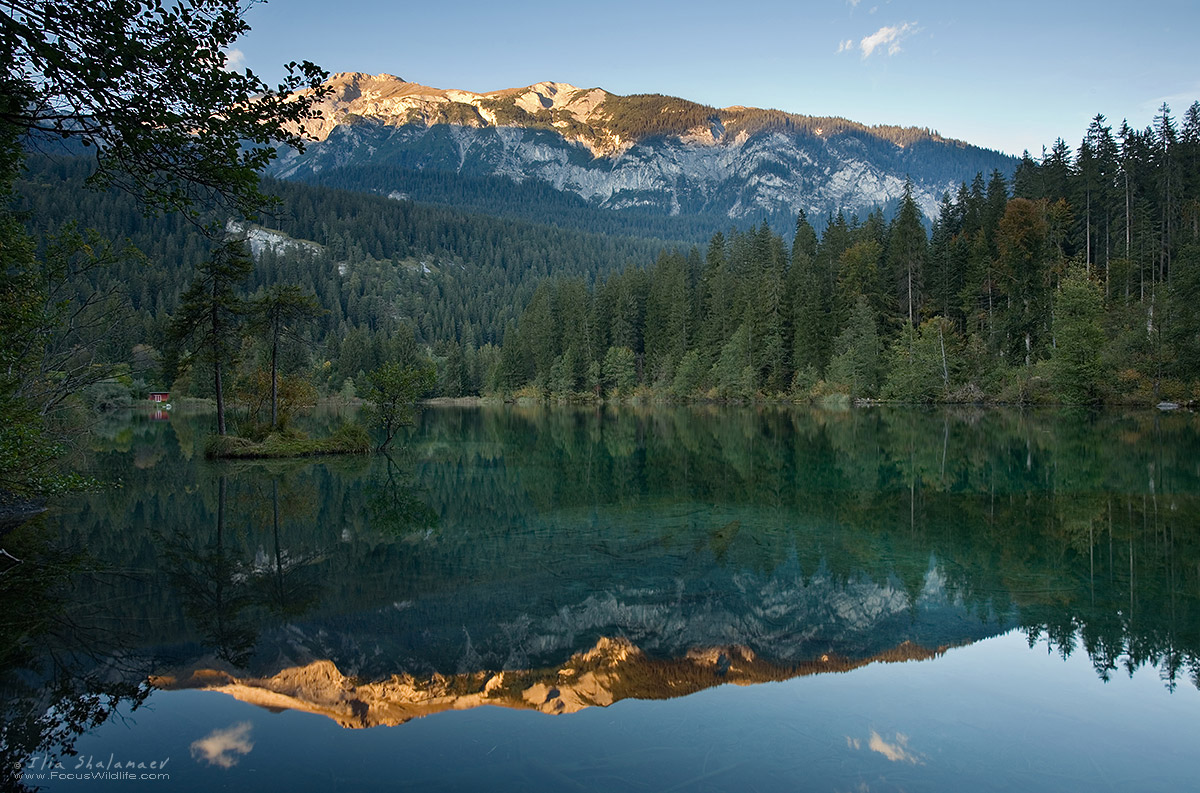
[418,394,1197,411]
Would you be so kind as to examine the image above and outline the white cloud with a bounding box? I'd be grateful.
[1141,85,1200,117]
[859,22,917,58]
[867,731,924,764]
[847,730,926,765]
[223,48,246,73]
[191,722,254,769]
[837,39,855,53]
[846,0,861,6]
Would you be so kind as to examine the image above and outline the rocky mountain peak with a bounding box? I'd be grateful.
[275,70,1016,225]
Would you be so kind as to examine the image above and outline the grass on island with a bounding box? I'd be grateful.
[205,422,371,459]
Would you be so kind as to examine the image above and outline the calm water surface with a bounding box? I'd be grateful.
[3,405,1199,791]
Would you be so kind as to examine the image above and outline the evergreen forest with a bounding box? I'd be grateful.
[501,106,1200,406]
[10,102,1200,417]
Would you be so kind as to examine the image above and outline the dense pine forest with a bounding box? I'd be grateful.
[285,163,723,242]
[10,102,1200,414]
[501,104,1200,405]
[14,155,678,402]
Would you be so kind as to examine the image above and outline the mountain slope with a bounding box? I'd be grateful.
[270,72,1017,226]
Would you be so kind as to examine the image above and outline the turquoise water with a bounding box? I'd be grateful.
[4,405,1199,791]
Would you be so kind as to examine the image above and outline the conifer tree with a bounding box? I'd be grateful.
[602,346,638,394]
[249,285,323,429]
[1051,267,1106,404]
[826,297,880,398]
[927,192,960,323]
[887,180,927,326]
[754,224,789,391]
[995,198,1052,365]
[788,252,827,375]
[1083,114,1120,289]
[792,210,819,263]
[838,240,885,311]
[1013,151,1042,200]
[645,252,689,385]
[699,233,733,359]
[1153,104,1180,283]
[169,241,254,435]
[439,339,467,398]
[984,170,1011,253]
[1042,139,1074,204]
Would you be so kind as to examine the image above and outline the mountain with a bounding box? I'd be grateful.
[269,72,1018,229]
[153,637,952,728]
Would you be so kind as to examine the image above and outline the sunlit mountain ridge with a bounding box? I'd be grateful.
[270,72,1017,226]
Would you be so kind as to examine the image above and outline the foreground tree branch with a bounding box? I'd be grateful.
[1,0,329,224]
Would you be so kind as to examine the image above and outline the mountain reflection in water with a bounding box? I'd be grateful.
[151,637,948,728]
[4,405,1199,771]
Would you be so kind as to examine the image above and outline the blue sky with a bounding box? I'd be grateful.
[235,0,1199,156]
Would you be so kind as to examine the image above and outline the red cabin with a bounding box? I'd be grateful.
[149,392,170,402]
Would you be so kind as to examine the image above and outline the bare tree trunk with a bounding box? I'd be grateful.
[215,364,226,436]
[211,283,227,436]
[939,323,949,392]
[271,326,279,429]
[1105,215,1110,299]
[1086,187,1092,276]
[272,478,284,607]
[1125,171,1131,260]
[907,265,914,326]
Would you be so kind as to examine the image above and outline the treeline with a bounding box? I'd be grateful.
[496,103,1200,405]
[14,154,681,402]
[291,163,720,243]
[14,103,1200,409]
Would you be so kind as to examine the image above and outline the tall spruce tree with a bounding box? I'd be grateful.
[645,252,689,385]
[169,241,253,435]
[754,224,789,392]
[826,296,880,398]
[927,192,960,323]
[887,180,927,327]
[249,285,323,429]
[995,198,1052,365]
[1153,104,1180,283]
[1052,267,1106,404]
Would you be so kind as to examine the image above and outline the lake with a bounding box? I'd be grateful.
[3,404,1199,791]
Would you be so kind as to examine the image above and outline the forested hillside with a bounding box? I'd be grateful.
[287,164,722,243]
[499,104,1200,405]
[14,155,680,397]
[12,101,1200,409]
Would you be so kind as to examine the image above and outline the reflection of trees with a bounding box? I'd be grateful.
[413,406,1200,688]
[158,466,337,665]
[46,407,1200,697]
[0,519,150,792]
[252,476,322,619]
[364,451,438,537]
[160,476,258,666]
[1020,490,1200,690]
